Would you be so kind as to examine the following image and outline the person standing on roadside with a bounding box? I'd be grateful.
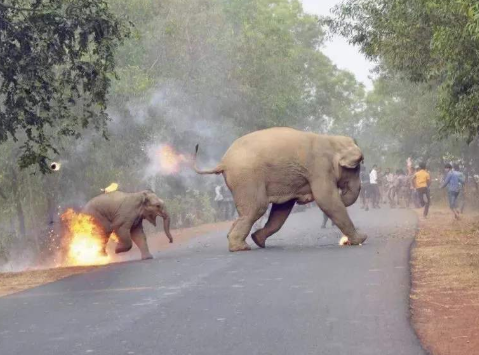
[411,165,422,208]
[377,167,385,204]
[441,163,464,220]
[359,164,370,211]
[405,158,415,208]
[395,169,407,208]
[370,165,380,209]
[321,211,335,228]
[454,164,466,214]
[412,162,431,218]
[223,185,235,220]
[385,168,396,208]
[214,184,225,221]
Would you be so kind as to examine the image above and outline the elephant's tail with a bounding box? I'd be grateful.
[193,144,224,175]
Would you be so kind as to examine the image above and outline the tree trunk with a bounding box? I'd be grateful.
[0,187,7,200]
[10,167,26,238]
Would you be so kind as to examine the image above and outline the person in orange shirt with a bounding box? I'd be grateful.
[412,162,431,217]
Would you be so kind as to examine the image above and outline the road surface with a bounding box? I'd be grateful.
[0,206,426,355]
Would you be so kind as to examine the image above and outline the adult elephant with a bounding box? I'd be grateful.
[83,190,173,260]
[194,127,366,252]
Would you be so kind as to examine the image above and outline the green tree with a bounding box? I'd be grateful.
[0,0,372,267]
[329,0,479,141]
[0,0,129,172]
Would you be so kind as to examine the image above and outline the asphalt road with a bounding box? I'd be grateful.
[0,205,426,355]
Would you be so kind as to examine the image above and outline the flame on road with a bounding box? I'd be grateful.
[155,144,189,175]
[61,209,110,266]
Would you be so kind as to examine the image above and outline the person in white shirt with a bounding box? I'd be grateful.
[369,165,380,208]
[214,185,224,221]
[385,168,396,207]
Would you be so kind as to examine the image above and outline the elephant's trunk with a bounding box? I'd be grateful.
[339,168,361,207]
[162,212,173,243]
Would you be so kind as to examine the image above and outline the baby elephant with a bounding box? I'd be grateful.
[83,190,173,260]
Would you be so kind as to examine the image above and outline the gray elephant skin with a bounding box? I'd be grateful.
[194,127,367,252]
[82,190,173,260]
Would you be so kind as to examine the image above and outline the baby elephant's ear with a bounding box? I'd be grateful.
[338,145,363,169]
[141,190,153,205]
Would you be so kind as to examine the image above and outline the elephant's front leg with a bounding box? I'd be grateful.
[311,180,367,245]
[131,225,153,260]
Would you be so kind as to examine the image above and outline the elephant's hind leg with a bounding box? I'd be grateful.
[251,200,295,248]
[114,226,133,254]
[131,225,153,260]
[228,184,268,252]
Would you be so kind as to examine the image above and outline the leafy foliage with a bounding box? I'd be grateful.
[328,0,479,141]
[0,0,366,267]
[0,0,129,172]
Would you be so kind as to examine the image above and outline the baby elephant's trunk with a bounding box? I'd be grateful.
[162,211,174,243]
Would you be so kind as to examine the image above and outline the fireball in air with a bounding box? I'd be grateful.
[50,162,61,171]
[102,182,119,193]
[155,144,189,175]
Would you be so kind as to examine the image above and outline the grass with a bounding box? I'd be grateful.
[411,207,479,355]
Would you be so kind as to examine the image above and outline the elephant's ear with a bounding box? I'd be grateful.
[338,145,363,169]
[139,191,148,205]
[139,190,155,210]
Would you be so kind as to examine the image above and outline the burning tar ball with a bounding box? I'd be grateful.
[50,162,61,171]
[101,182,119,193]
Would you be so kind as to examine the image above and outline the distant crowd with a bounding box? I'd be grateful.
[360,161,466,219]
[212,161,467,224]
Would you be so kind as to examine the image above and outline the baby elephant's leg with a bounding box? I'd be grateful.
[114,226,133,254]
[131,225,153,260]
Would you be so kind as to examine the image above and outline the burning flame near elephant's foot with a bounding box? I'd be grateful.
[60,209,111,266]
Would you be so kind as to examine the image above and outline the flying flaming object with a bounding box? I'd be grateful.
[155,144,190,175]
[61,209,110,266]
[50,162,61,171]
[102,182,119,193]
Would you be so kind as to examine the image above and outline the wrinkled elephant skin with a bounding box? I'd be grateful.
[82,190,173,260]
[194,127,367,251]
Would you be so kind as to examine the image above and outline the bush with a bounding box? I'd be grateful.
[165,189,215,229]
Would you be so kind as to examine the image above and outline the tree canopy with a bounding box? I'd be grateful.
[328,0,479,141]
[0,0,129,172]
[0,0,371,266]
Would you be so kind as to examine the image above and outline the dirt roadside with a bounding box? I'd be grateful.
[0,220,231,297]
[411,208,479,355]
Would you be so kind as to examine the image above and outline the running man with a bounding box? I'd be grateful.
[370,165,380,208]
[454,164,466,214]
[412,162,431,218]
[385,168,396,208]
[441,163,464,220]
[395,169,408,208]
[359,164,370,211]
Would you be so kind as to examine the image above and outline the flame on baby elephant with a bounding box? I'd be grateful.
[61,209,110,266]
[102,182,119,193]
